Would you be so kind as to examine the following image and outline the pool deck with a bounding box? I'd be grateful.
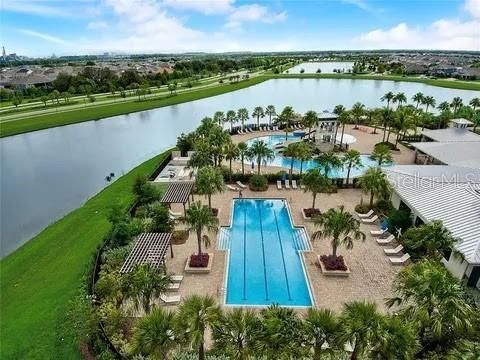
[163,125,414,313]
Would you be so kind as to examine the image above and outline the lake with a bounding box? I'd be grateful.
[0,78,477,257]
[287,61,354,73]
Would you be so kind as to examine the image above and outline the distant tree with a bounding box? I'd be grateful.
[265,105,276,126]
[317,152,342,178]
[226,110,237,132]
[393,92,407,109]
[213,111,225,127]
[195,166,224,210]
[237,108,249,130]
[351,102,365,129]
[450,96,463,113]
[381,91,395,109]
[342,150,362,185]
[302,110,318,140]
[252,106,265,129]
[183,201,219,256]
[370,143,393,165]
[277,106,295,141]
[422,95,436,113]
[248,140,274,175]
[223,141,239,181]
[358,167,391,208]
[302,169,331,208]
[412,92,425,109]
[40,95,48,108]
[237,142,249,176]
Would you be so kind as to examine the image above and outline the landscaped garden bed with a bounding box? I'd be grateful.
[185,253,214,273]
[301,208,321,220]
[317,255,351,277]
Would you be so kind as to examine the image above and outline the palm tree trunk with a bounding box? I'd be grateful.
[340,124,345,148]
[290,157,294,181]
[241,155,245,175]
[208,194,212,210]
[382,123,387,142]
[257,116,259,129]
[369,191,374,208]
[257,159,261,175]
[346,165,351,185]
[300,160,304,177]
[199,341,205,360]
[197,230,202,255]
[229,159,232,181]
[312,193,317,209]
[350,344,360,360]
[332,241,337,258]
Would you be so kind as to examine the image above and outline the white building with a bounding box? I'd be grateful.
[384,165,480,288]
[315,112,339,151]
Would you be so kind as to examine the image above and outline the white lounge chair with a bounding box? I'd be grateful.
[361,215,378,223]
[248,128,253,133]
[237,129,243,135]
[384,244,404,256]
[356,209,375,218]
[285,180,291,189]
[389,253,410,265]
[171,275,184,283]
[167,283,180,291]
[292,180,298,189]
[376,234,395,245]
[226,184,239,191]
[371,228,387,236]
[236,181,247,189]
[169,209,182,218]
[169,214,179,222]
[277,180,282,190]
[160,294,181,304]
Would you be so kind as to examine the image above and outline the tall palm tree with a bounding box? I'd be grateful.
[393,92,407,109]
[386,260,475,355]
[265,105,276,127]
[237,142,248,176]
[437,101,450,114]
[212,308,259,360]
[341,301,382,360]
[351,102,365,129]
[317,152,342,178]
[197,117,216,138]
[126,263,172,315]
[223,141,239,181]
[446,340,480,360]
[469,97,480,111]
[370,316,418,360]
[381,91,395,109]
[472,111,480,133]
[338,110,350,148]
[284,142,300,181]
[412,92,425,109]
[422,95,436,113]
[131,307,177,359]
[370,143,393,165]
[303,308,342,360]
[297,142,313,177]
[312,205,365,258]
[183,201,219,255]
[177,295,221,360]
[333,104,347,141]
[450,96,463,113]
[381,107,394,142]
[358,167,391,208]
[342,150,362,185]
[226,110,237,132]
[394,107,414,147]
[213,111,225,127]
[248,140,274,175]
[252,106,265,129]
[277,106,295,141]
[195,166,224,209]
[237,108,249,130]
[302,169,331,208]
[302,110,318,140]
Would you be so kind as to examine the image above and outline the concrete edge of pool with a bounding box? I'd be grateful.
[219,197,316,308]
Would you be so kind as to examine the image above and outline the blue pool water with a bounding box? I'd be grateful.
[222,199,312,306]
[245,135,386,178]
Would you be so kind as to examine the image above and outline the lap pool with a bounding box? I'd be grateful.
[218,198,313,307]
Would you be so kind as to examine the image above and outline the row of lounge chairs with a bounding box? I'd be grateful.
[226,181,248,191]
[161,275,184,304]
[277,179,302,190]
[237,126,279,135]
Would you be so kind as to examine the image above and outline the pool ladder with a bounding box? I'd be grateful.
[217,227,232,251]
[293,228,312,251]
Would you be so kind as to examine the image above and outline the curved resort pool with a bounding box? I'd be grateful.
[245,134,385,178]
[220,198,313,306]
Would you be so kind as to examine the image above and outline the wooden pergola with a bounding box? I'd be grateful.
[160,181,194,214]
[120,233,173,274]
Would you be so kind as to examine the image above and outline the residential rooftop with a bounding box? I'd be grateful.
[411,141,480,169]
[420,127,480,142]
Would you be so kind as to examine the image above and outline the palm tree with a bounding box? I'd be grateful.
[446,340,480,360]
[184,201,219,256]
[317,152,342,178]
[302,169,331,208]
[248,140,274,175]
[351,102,365,129]
[412,92,425,109]
[450,96,463,113]
[394,108,413,147]
[302,110,318,140]
[131,307,177,359]
[213,111,225,127]
[381,91,395,109]
[237,108,249,131]
[312,205,365,258]
[370,316,418,360]
[303,308,342,359]
[370,143,393,165]
[386,260,475,355]
[223,142,239,181]
[237,142,248,176]
[283,143,300,181]
[333,104,347,141]
[195,166,224,209]
[469,97,480,111]
[252,106,265,129]
[437,100,450,114]
[177,295,221,360]
[341,301,382,360]
[265,105,276,127]
[472,111,480,133]
[212,308,259,360]
[338,110,350,148]
[297,142,313,177]
[342,150,362,185]
[393,92,407,109]
[422,95,436,113]
[381,107,394,142]
[126,263,172,314]
[358,167,391,208]
[277,106,295,141]
[226,110,237,132]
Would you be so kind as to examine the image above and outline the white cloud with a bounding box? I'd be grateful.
[226,4,287,29]
[464,0,480,18]
[162,0,234,15]
[18,29,72,46]
[87,21,108,30]
[2,0,72,17]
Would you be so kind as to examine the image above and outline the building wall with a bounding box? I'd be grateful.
[442,254,468,279]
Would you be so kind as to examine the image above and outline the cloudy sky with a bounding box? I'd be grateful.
[2,0,479,56]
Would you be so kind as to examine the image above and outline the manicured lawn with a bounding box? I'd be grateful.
[0,150,170,359]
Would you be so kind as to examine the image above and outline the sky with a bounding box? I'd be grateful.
[1,0,479,57]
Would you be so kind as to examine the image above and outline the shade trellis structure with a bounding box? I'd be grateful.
[120,233,173,274]
[161,181,194,213]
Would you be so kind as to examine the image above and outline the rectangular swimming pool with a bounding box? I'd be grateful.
[220,198,313,307]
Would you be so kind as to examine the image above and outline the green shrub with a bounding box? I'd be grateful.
[374,199,393,214]
[387,208,413,234]
[355,203,370,214]
[374,141,398,151]
[249,175,268,191]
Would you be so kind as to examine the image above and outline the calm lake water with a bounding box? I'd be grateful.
[1,79,477,257]
[287,61,354,73]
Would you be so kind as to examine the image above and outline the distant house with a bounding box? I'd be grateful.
[403,63,429,75]
[429,66,466,78]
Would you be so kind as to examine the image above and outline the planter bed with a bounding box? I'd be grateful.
[185,253,214,273]
[301,208,321,221]
[317,255,351,277]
